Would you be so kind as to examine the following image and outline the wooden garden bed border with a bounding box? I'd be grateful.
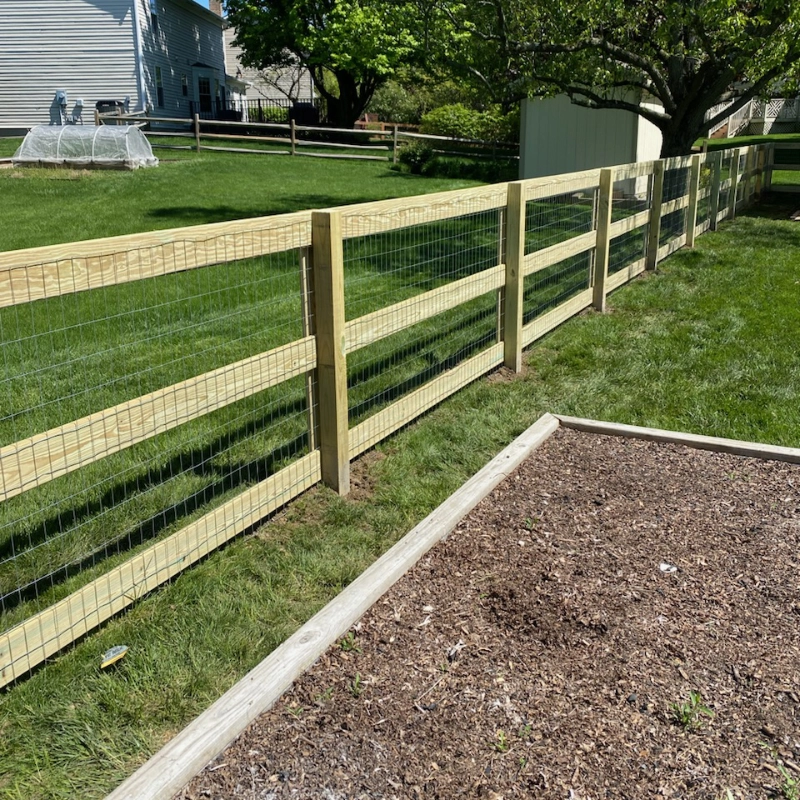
[105,412,800,800]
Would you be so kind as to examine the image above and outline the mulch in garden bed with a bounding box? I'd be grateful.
[178,427,800,800]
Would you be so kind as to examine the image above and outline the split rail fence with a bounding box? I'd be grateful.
[0,144,769,687]
[97,111,519,163]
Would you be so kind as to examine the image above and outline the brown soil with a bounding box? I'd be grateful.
[178,428,800,800]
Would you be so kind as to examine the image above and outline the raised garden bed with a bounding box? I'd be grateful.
[167,421,800,800]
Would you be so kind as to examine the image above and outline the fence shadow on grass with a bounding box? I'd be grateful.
[0,387,311,613]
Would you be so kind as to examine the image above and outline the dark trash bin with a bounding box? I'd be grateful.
[289,103,320,127]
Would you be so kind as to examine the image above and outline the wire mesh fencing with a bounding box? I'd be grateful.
[718,149,735,217]
[0,144,765,686]
[523,185,596,323]
[659,158,691,249]
[0,217,319,683]
[340,194,505,451]
[696,153,719,229]
[608,174,651,279]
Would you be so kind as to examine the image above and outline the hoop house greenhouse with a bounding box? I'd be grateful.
[12,125,158,169]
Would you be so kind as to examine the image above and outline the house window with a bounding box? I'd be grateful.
[181,74,188,97]
[198,76,212,113]
[156,66,164,108]
[150,0,158,33]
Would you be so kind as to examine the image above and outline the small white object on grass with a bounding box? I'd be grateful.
[101,645,129,669]
[659,562,678,574]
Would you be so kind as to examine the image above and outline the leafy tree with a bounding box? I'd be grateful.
[225,0,420,127]
[438,0,800,156]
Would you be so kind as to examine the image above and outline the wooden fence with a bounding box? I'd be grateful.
[0,144,768,688]
[96,111,519,163]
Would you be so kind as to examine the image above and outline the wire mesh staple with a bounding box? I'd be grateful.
[0,221,315,649]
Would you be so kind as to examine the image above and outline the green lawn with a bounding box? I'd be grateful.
[0,137,484,251]
[700,132,800,187]
[1,190,799,798]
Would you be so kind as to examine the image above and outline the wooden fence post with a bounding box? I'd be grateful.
[592,168,614,312]
[503,182,525,372]
[728,147,741,221]
[94,109,101,126]
[392,125,399,165]
[299,246,318,452]
[740,146,753,207]
[685,154,702,248]
[755,145,765,200]
[193,113,201,153]
[291,119,297,156]
[311,210,350,495]
[709,152,722,231]
[764,143,775,193]
[646,160,665,270]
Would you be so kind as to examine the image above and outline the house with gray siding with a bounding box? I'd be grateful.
[223,27,314,106]
[0,0,244,131]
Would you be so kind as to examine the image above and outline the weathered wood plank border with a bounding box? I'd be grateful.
[556,415,800,464]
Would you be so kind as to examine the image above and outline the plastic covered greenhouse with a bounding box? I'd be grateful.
[13,125,158,169]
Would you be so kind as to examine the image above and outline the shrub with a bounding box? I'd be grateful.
[420,103,520,144]
[247,106,289,124]
[367,80,422,124]
[398,141,435,174]
[421,155,518,183]
[420,104,483,140]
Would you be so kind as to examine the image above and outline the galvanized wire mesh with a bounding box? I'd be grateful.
[659,163,690,247]
[523,189,596,321]
[342,206,502,428]
[524,190,595,253]
[718,150,734,216]
[696,154,718,228]
[609,178,650,277]
[0,223,314,641]
[736,151,748,205]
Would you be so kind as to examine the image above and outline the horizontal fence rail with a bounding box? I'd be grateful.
[0,144,767,687]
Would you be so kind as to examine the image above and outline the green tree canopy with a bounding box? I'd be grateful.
[225,0,424,128]
[438,0,800,156]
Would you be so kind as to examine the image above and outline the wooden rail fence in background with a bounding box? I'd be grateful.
[0,144,769,687]
[97,112,519,164]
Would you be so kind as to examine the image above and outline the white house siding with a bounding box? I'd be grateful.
[0,0,139,129]
[224,28,314,104]
[138,0,225,119]
[519,95,663,195]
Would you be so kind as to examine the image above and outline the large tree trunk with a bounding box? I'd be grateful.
[324,72,371,128]
[658,113,707,158]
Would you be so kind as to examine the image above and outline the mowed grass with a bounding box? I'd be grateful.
[1,193,799,798]
[0,137,483,251]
